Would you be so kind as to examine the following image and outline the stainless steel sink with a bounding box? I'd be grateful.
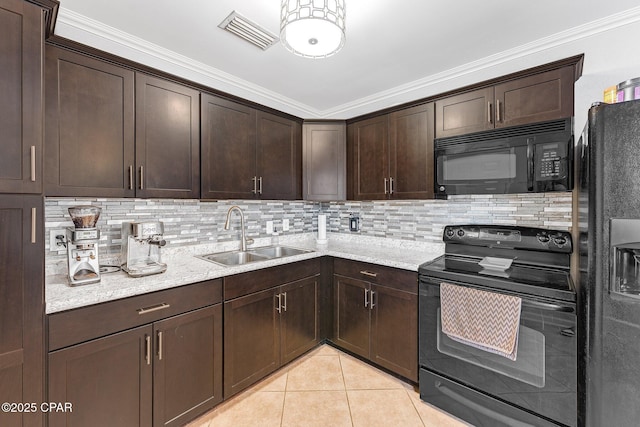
[249,245,313,258]
[197,245,313,267]
[197,250,270,266]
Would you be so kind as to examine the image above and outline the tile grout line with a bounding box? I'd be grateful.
[337,353,356,427]
[405,388,428,427]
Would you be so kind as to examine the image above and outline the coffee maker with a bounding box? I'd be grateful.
[66,206,102,286]
[121,221,167,277]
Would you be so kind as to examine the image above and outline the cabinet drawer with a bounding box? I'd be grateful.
[333,258,417,293]
[224,258,321,300]
[48,279,222,351]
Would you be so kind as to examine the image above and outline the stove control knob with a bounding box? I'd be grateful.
[457,229,465,237]
[445,228,455,238]
[553,236,567,246]
[537,234,550,243]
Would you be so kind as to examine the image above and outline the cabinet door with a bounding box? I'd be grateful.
[389,103,435,199]
[303,122,346,201]
[348,115,389,200]
[494,67,574,128]
[0,0,42,194]
[44,46,135,197]
[153,304,222,427]
[48,325,153,427]
[135,74,200,198]
[224,288,280,398]
[435,87,494,138]
[370,284,418,381]
[0,195,43,427]
[280,276,319,365]
[334,275,370,358]
[201,94,256,199]
[256,111,302,200]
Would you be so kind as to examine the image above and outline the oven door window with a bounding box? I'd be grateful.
[436,308,545,388]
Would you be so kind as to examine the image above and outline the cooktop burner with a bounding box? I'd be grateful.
[419,225,576,302]
[420,254,575,302]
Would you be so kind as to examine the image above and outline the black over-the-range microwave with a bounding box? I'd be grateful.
[434,118,573,197]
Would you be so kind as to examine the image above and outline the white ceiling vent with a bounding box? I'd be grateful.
[218,11,278,51]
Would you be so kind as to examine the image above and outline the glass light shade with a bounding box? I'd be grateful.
[280,0,346,59]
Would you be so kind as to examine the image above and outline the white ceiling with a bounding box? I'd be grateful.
[55,0,640,119]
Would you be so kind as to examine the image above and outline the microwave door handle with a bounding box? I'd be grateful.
[527,140,534,191]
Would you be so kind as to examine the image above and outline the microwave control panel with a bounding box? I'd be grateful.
[536,142,567,180]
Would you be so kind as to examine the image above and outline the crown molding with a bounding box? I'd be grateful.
[56,6,640,119]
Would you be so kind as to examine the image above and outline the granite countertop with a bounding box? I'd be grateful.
[45,233,444,314]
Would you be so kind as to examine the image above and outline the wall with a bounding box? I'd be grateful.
[45,193,572,263]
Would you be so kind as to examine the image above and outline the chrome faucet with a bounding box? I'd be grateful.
[224,205,253,252]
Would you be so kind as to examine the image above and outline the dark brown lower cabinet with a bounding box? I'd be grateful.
[224,260,320,398]
[0,195,44,427]
[48,282,223,427]
[333,259,418,381]
[48,325,153,427]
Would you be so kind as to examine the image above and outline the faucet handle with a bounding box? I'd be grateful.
[245,237,254,247]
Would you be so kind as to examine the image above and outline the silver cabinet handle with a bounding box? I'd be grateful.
[145,335,151,365]
[139,166,144,190]
[360,270,378,278]
[258,176,263,195]
[252,176,257,194]
[137,303,170,315]
[496,99,501,122]
[157,331,163,360]
[389,177,394,194]
[128,165,134,190]
[31,207,37,244]
[370,290,375,310]
[282,291,287,312]
[364,288,369,308]
[276,293,282,313]
[487,102,492,123]
[30,146,36,182]
[384,178,388,194]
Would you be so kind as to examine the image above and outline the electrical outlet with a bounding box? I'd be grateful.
[266,220,274,234]
[50,229,67,252]
[282,219,290,231]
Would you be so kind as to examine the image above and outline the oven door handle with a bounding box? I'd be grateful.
[521,299,574,313]
[435,381,534,427]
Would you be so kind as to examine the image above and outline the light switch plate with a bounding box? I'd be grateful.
[282,219,290,231]
[266,221,274,234]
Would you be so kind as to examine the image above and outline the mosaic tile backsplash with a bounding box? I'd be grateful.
[45,193,572,263]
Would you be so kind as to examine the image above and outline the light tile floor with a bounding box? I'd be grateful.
[187,344,471,427]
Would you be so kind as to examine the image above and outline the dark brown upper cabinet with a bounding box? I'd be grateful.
[0,0,43,194]
[256,110,302,200]
[303,122,347,201]
[201,94,301,200]
[389,103,435,199]
[135,74,200,198]
[45,48,200,198]
[348,103,434,200]
[435,66,575,138]
[45,46,136,197]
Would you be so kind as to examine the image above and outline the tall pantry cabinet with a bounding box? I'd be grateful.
[0,1,45,427]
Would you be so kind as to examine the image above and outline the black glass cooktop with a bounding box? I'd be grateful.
[419,255,575,302]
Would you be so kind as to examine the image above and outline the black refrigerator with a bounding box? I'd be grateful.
[575,99,640,427]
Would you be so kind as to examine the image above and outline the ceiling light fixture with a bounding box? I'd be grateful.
[280,0,346,59]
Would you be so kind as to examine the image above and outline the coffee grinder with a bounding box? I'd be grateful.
[66,205,102,286]
[121,220,167,277]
